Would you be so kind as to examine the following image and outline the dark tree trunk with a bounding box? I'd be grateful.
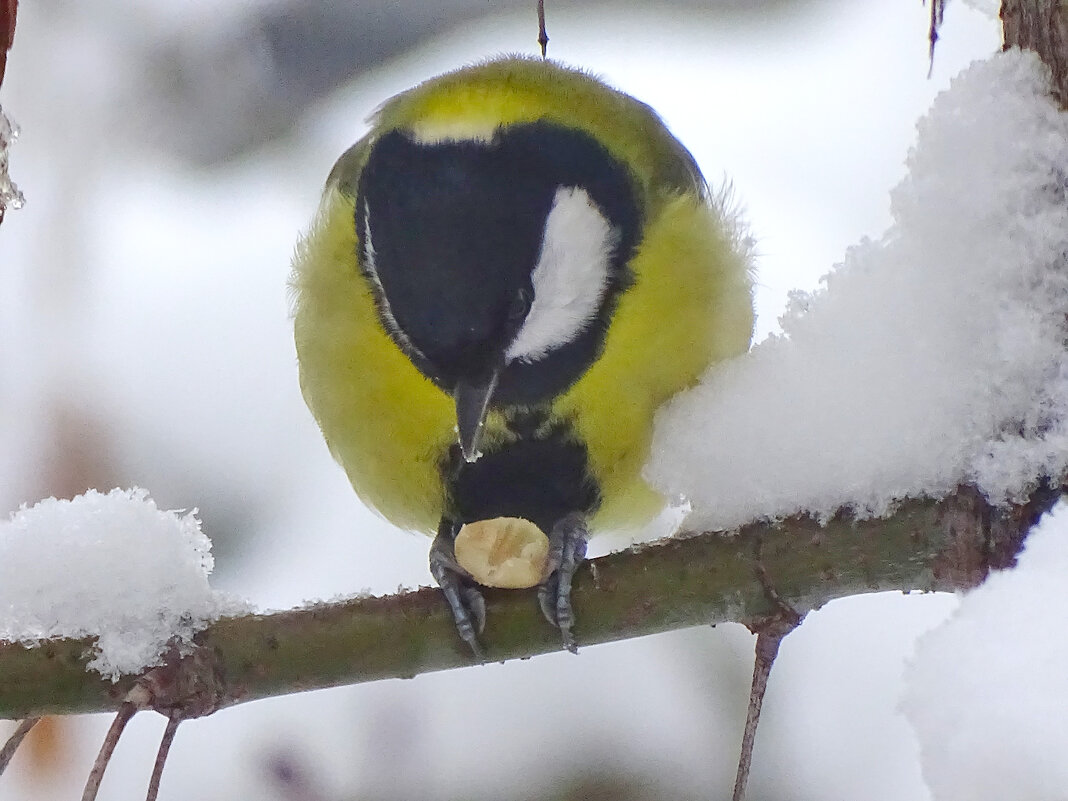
[1002,0,1068,106]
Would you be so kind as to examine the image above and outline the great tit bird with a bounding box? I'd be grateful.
[291,56,754,655]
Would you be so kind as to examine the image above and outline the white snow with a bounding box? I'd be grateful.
[961,0,999,19]
[0,105,24,213]
[902,503,1068,801]
[649,50,1068,530]
[0,488,245,680]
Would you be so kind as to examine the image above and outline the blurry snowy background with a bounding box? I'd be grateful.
[0,0,1041,799]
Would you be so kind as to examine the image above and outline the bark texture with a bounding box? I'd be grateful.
[1002,0,1068,104]
[0,485,1057,719]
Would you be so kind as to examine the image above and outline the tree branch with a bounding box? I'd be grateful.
[0,0,16,89]
[1001,0,1068,104]
[0,484,1057,720]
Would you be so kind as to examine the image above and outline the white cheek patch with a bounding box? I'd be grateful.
[505,187,617,364]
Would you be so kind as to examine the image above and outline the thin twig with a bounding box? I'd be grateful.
[537,0,548,56]
[926,0,946,77]
[731,630,789,801]
[145,716,180,801]
[0,717,39,775]
[732,536,803,801]
[81,700,138,801]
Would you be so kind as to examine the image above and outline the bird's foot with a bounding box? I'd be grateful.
[429,529,487,661]
[537,512,588,653]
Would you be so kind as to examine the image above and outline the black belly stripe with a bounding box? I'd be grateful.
[443,421,600,535]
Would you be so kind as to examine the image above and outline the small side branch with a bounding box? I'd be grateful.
[0,717,39,774]
[81,700,138,801]
[731,629,790,801]
[927,0,947,76]
[145,716,180,801]
[80,654,218,801]
[731,539,804,801]
[537,0,549,56]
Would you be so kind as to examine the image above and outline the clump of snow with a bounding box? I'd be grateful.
[649,51,1068,530]
[961,0,998,19]
[901,503,1068,801]
[0,105,24,212]
[0,488,246,680]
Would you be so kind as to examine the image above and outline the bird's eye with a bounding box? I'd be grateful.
[508,287,532,321]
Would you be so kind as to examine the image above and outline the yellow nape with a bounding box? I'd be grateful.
[291,188,454,534]
[372,56,703,199]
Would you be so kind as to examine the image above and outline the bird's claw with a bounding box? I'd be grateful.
[538,513,588,653]
[430,529,487,660]
[432,513,588,657]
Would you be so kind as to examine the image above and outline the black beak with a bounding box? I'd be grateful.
[453,368,500,463]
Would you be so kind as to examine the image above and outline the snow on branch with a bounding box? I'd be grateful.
[0,485,1056,720]
[0,489,244,681]
[649,51,1068,530]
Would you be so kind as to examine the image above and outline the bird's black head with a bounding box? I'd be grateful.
[356,121,641,457]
